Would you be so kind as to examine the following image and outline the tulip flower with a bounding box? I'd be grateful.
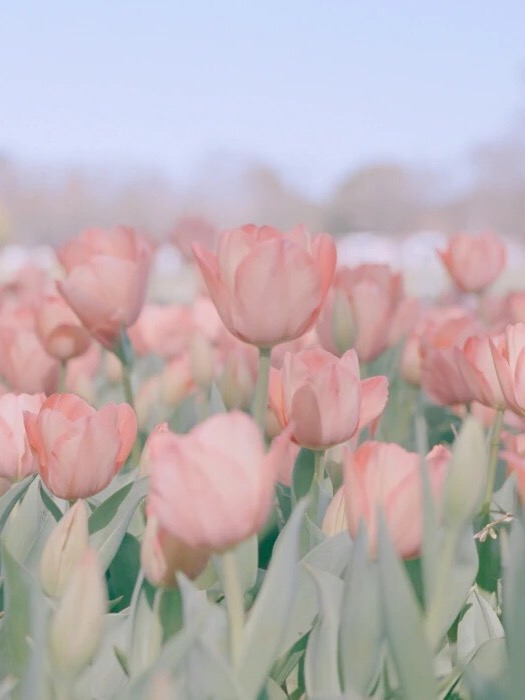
[193,224,336,348]
[0,392,45,481]
[147,412,288,552]
[24,393,137,499]
[268,348,388,450]
[437,231,506,293]
[141,514,210,588]
[317,263,404,362]
[489,323,525,416]
[35,292,91,361]
[344,442,451,559]
[57,226,152,350]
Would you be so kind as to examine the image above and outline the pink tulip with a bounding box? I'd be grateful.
[317,264,404,363]
[0,393,45,481]
[437,231,506,293]
[268,348,388,450]
[171,216,217,261]
[57,227,152,350]
[193,224,336,348]
[128,304,194,359]
[24,394,137,499]
[35,293,91,361]
[489,323,525,416]
[141,514,210,588]
[0,326,59,394]
[344,442,451,559]
[147,412,287,551]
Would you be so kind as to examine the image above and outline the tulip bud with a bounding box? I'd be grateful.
[49,549,106,678]
[322,486,348,536]
[141,515,209,587]
[40,500,89,597]
[443,415,487,527]
[217,355,254,410]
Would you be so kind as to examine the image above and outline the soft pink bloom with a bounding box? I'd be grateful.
[0,326,59,394]
[317,264,404,362]
[141,514,210,588]
[489,323,525,416]
[138,422,169,477]
[268,348,388,450]
[128,304,194,359]
[193,224,336,348]
[344,442,451,559]
[147,412,287,551]
[161,355,197,406]
[507,292,525,324]
[421,346,475,406]
[0,393,45,481]
[437,231,506,293]
[459,335,507,409]
[171,216,217,261]
[57,226,152,349]
[35,293,91,361]
[65,342,102,404]
[24,394,137,499]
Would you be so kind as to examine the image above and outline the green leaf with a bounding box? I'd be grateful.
[339,525,383,696]
[457,587,504,662]
[260,677,289,699]
[304,566,343,696]
[462,637,508,700]
[0,476,35,532]
[127,582,163,678]
[0,543,33,680]
[1,478,55,570]
[424,526,478,651]
[89,477,148,571]
[38,483,63,522]
[277,531,352,657]
[503,514,525,700]
[106,533,141,612]
[292,449,315,505]
[238,500,308,699]
[377,515,437,700]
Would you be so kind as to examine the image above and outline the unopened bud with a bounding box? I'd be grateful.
[322,486,348,536]
[40,500,89,597]
[49,548,107,678]
[443,415,487,526]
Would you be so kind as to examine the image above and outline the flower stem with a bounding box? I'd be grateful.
[121,361,135,409]
[220,549,244,668]
[58,359,67,393]
[314,450,325,483]
[482,408,504,516]
[252,347,272,436]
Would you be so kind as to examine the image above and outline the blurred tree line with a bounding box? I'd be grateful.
[2,109,525,244]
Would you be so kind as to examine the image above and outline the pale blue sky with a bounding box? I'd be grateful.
[2,1,525,195]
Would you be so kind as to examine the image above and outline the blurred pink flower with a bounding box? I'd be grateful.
[437,231,506,293]
[57,226,152,350]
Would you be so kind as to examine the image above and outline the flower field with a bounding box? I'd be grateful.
[0,223,524,699]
